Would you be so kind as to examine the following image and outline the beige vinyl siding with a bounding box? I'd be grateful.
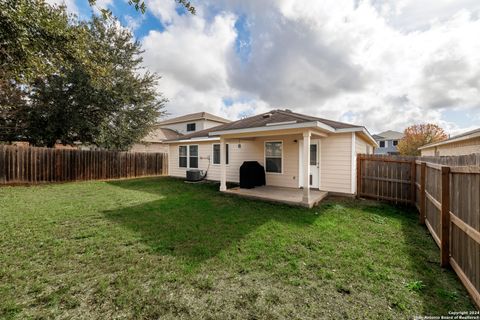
[168,132,365,193]
[168,140,263,183]
[320,133,352,194]
[161,119,225,135]
[169,142,218,180]
[355,134,372,155]
[420,148,435,156]
[421,137,480,156]
[130,143,169,153]
[259,136,300,188]
[168,136,300,187]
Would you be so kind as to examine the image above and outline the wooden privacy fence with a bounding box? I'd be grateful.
[0,145,168,184]
[357,155,416,204]
[357,154,480,309]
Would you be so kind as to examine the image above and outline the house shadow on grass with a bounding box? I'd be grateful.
[359,201,476,314]
[103,177,318,266]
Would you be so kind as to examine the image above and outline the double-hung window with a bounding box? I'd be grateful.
[213,144,229,165]
[179,146,187,168]
[189,145,198,168]
[379,141,385,148]
[179,145,198,168]
[265,141,282,173]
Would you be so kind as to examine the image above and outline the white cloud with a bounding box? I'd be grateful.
[141,9,239,118]
[45,0,78,14]
[139,0,480,134]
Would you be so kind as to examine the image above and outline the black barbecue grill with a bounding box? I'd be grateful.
[239,161,266,189]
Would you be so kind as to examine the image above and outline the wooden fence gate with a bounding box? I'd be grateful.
[357,154,480,309]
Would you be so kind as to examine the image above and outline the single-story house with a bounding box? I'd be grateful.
[164,109,377,207]
[130,112,231,153]
[419,128,480,156]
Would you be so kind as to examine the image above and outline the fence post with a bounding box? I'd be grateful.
[356,156,362,197]
[410,160,416,205]
[440,165,451,267]
[420,162,426,225]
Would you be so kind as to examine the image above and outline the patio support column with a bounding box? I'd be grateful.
[220,137,227,191]
[302,130,311,204]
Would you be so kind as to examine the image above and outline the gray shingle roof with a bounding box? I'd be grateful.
[167,109,362,141]
[157,112,231,125]
[374,130,404,140]
[141,128,183,143]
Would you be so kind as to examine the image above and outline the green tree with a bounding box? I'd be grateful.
[397,124,447,156]
[89,0,196,17]
[27,16,166,149]
[0,0,85,81]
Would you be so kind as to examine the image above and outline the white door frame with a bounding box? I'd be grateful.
[299,139,321,189]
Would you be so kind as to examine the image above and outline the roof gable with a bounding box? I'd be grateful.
[157,112,231,126]
[374,130,404,140]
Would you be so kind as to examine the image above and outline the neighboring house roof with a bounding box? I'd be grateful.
[373,130,404,140]
[165,109,377,146]
[157,112,231,126]
[418,128,480,150]
[141,128,183,143]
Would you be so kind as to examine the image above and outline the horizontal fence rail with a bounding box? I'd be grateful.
[357,153,480,309]
[0,145,168,185]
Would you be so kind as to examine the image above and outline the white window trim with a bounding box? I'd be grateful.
[379,140,386,148]
[211,143,229,166]
[264,140,283,174]
[179,144,199,169]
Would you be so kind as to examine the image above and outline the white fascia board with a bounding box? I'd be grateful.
[418,131,480,150]
[209,121,335,136]
[163,137,220,144]
[336,127,379,147]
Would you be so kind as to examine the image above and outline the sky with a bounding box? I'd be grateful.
[49,0,480,135]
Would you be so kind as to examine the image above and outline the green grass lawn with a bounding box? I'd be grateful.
[0,177,475,319]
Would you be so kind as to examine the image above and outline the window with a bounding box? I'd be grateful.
[186,123,196,132]
[393,140,398,146]
[265,141,282,173]
[179,146,187,168]
[179,145,198,168]
[213,144,220,164]
[212,144,229,165]
[379,141,385,148]
[189,145,198,168]
[226,144,229,164]
[310,144,317,165]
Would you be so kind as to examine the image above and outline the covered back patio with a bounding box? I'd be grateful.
[215,125,330,208]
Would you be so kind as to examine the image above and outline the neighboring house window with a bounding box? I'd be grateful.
[186,123,196,132]
[265,141,282,173]
[179,146,187,168]
[393,140,398,146]
[179,145,198,168]
[379,141,385,148]
[212,144,229,165]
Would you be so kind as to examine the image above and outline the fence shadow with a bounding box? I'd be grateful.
[103,177,318,266]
